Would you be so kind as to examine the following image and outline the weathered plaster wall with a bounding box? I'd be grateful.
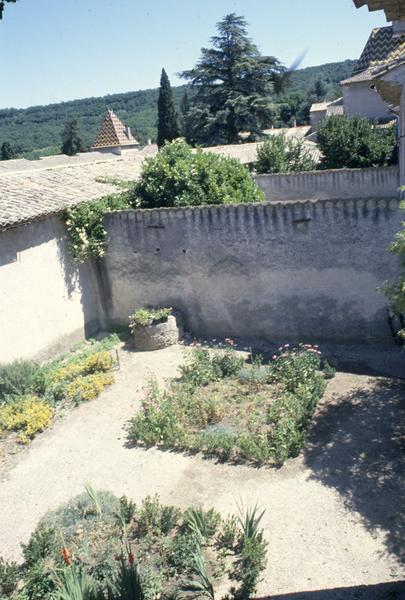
[0,216,101,362]
[100,198,402,344]
[342,81,391,120]
[255,166,399,201]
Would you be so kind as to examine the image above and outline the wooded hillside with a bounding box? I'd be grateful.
[0,60,356,158]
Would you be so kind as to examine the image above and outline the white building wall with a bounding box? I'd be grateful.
[0,216,101,363]
[342,82,391,120]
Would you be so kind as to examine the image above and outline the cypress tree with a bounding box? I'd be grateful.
[1,141,16,160]
[61,119,85,156]
[157,68,180,148]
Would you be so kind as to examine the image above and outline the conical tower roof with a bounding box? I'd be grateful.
[92,109,139,149]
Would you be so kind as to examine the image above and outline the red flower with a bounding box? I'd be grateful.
[61,547,72,566]
[128,551,135,565]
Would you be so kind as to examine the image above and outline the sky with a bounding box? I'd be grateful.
[0,0,387,109]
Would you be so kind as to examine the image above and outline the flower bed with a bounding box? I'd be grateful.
[128,342,331,465]
[0,335,119,446]
[0,487,268,600]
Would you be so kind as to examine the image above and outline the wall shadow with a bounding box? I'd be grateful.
[304,378,405,563]
[257,580,405,599]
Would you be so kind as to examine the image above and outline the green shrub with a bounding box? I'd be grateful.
[0,360,44,402]
[317,115,397,169]
[129,307,172,332]
[179,345,244,388]
[133,139,264,209]
[64,193,134,263]
[255,135,316,174]
[0,557,19,597]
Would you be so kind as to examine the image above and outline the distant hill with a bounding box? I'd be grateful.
[0,59,356,159]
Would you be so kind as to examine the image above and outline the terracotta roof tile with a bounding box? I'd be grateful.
[92,110,139,149]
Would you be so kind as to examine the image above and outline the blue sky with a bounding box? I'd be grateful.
[0,0,387,109]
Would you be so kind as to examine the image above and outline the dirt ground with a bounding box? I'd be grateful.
[0,344,404,598]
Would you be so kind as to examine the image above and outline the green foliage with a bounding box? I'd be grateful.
[108,560,145,600]
[187,548,215,600]
[255,135,316,174]
[0,557,19,597]
[22,526,57,566]
[317,115,397,169]
[63,193,135,263]
[184,507,221,543]
[181,14,286,145]
[1,141,17,160]
[0,60,353,155]
[8,488,267,600]
[55,566,100,600]
[157,69,180,148]
[0,359,44,403]
[384,199,405,342]
[179,343,244,388]
[218,515,241,551]
[133,139,264,209]
[129,343,328,465]
[233,535,268,599]
[61,119,86,156]
[129,307,172,332]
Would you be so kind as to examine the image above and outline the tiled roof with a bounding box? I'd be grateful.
[206,139,322,166]
[92,110,139,149]
[353,0,405,21]
[353,26,405,74]
[0,148,156,231]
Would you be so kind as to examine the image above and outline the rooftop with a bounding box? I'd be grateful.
[0,147,156,231]
[353,0,405,21]
[342,25,405,84]
[92,109,139,149]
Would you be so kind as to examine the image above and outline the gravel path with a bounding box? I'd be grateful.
[0,344,404,598]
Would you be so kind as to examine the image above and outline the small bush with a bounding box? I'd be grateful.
[0,395,53,442]
[64,193,134,263]
[179,344,244,388]
[317,115,397,169]
[65,372,114,403]
[255,135,316,174]
[129,307,172,332]
[0,359,43,402]
[0,557,19,596]
[133,139,265,209]
[50,351,114,384]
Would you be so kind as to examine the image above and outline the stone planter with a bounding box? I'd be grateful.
[133,314,182,351]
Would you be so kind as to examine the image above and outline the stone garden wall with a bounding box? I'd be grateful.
[99,197,402,344]
[255,166,399,201]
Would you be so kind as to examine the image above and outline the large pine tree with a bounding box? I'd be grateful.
[157,68,180,148]
[61,119,85,156]
[181,13,286,145]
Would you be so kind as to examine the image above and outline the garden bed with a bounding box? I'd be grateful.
[128,341,332,466]
[0,334,120,463]
[0,487,268,600]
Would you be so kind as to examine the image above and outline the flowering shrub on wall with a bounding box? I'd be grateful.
[384,197,405,342]
[63,193,134,263]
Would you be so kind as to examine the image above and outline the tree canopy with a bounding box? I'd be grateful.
[0,0,16,19]
[61,119,85,156]
[181,13,286,145]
